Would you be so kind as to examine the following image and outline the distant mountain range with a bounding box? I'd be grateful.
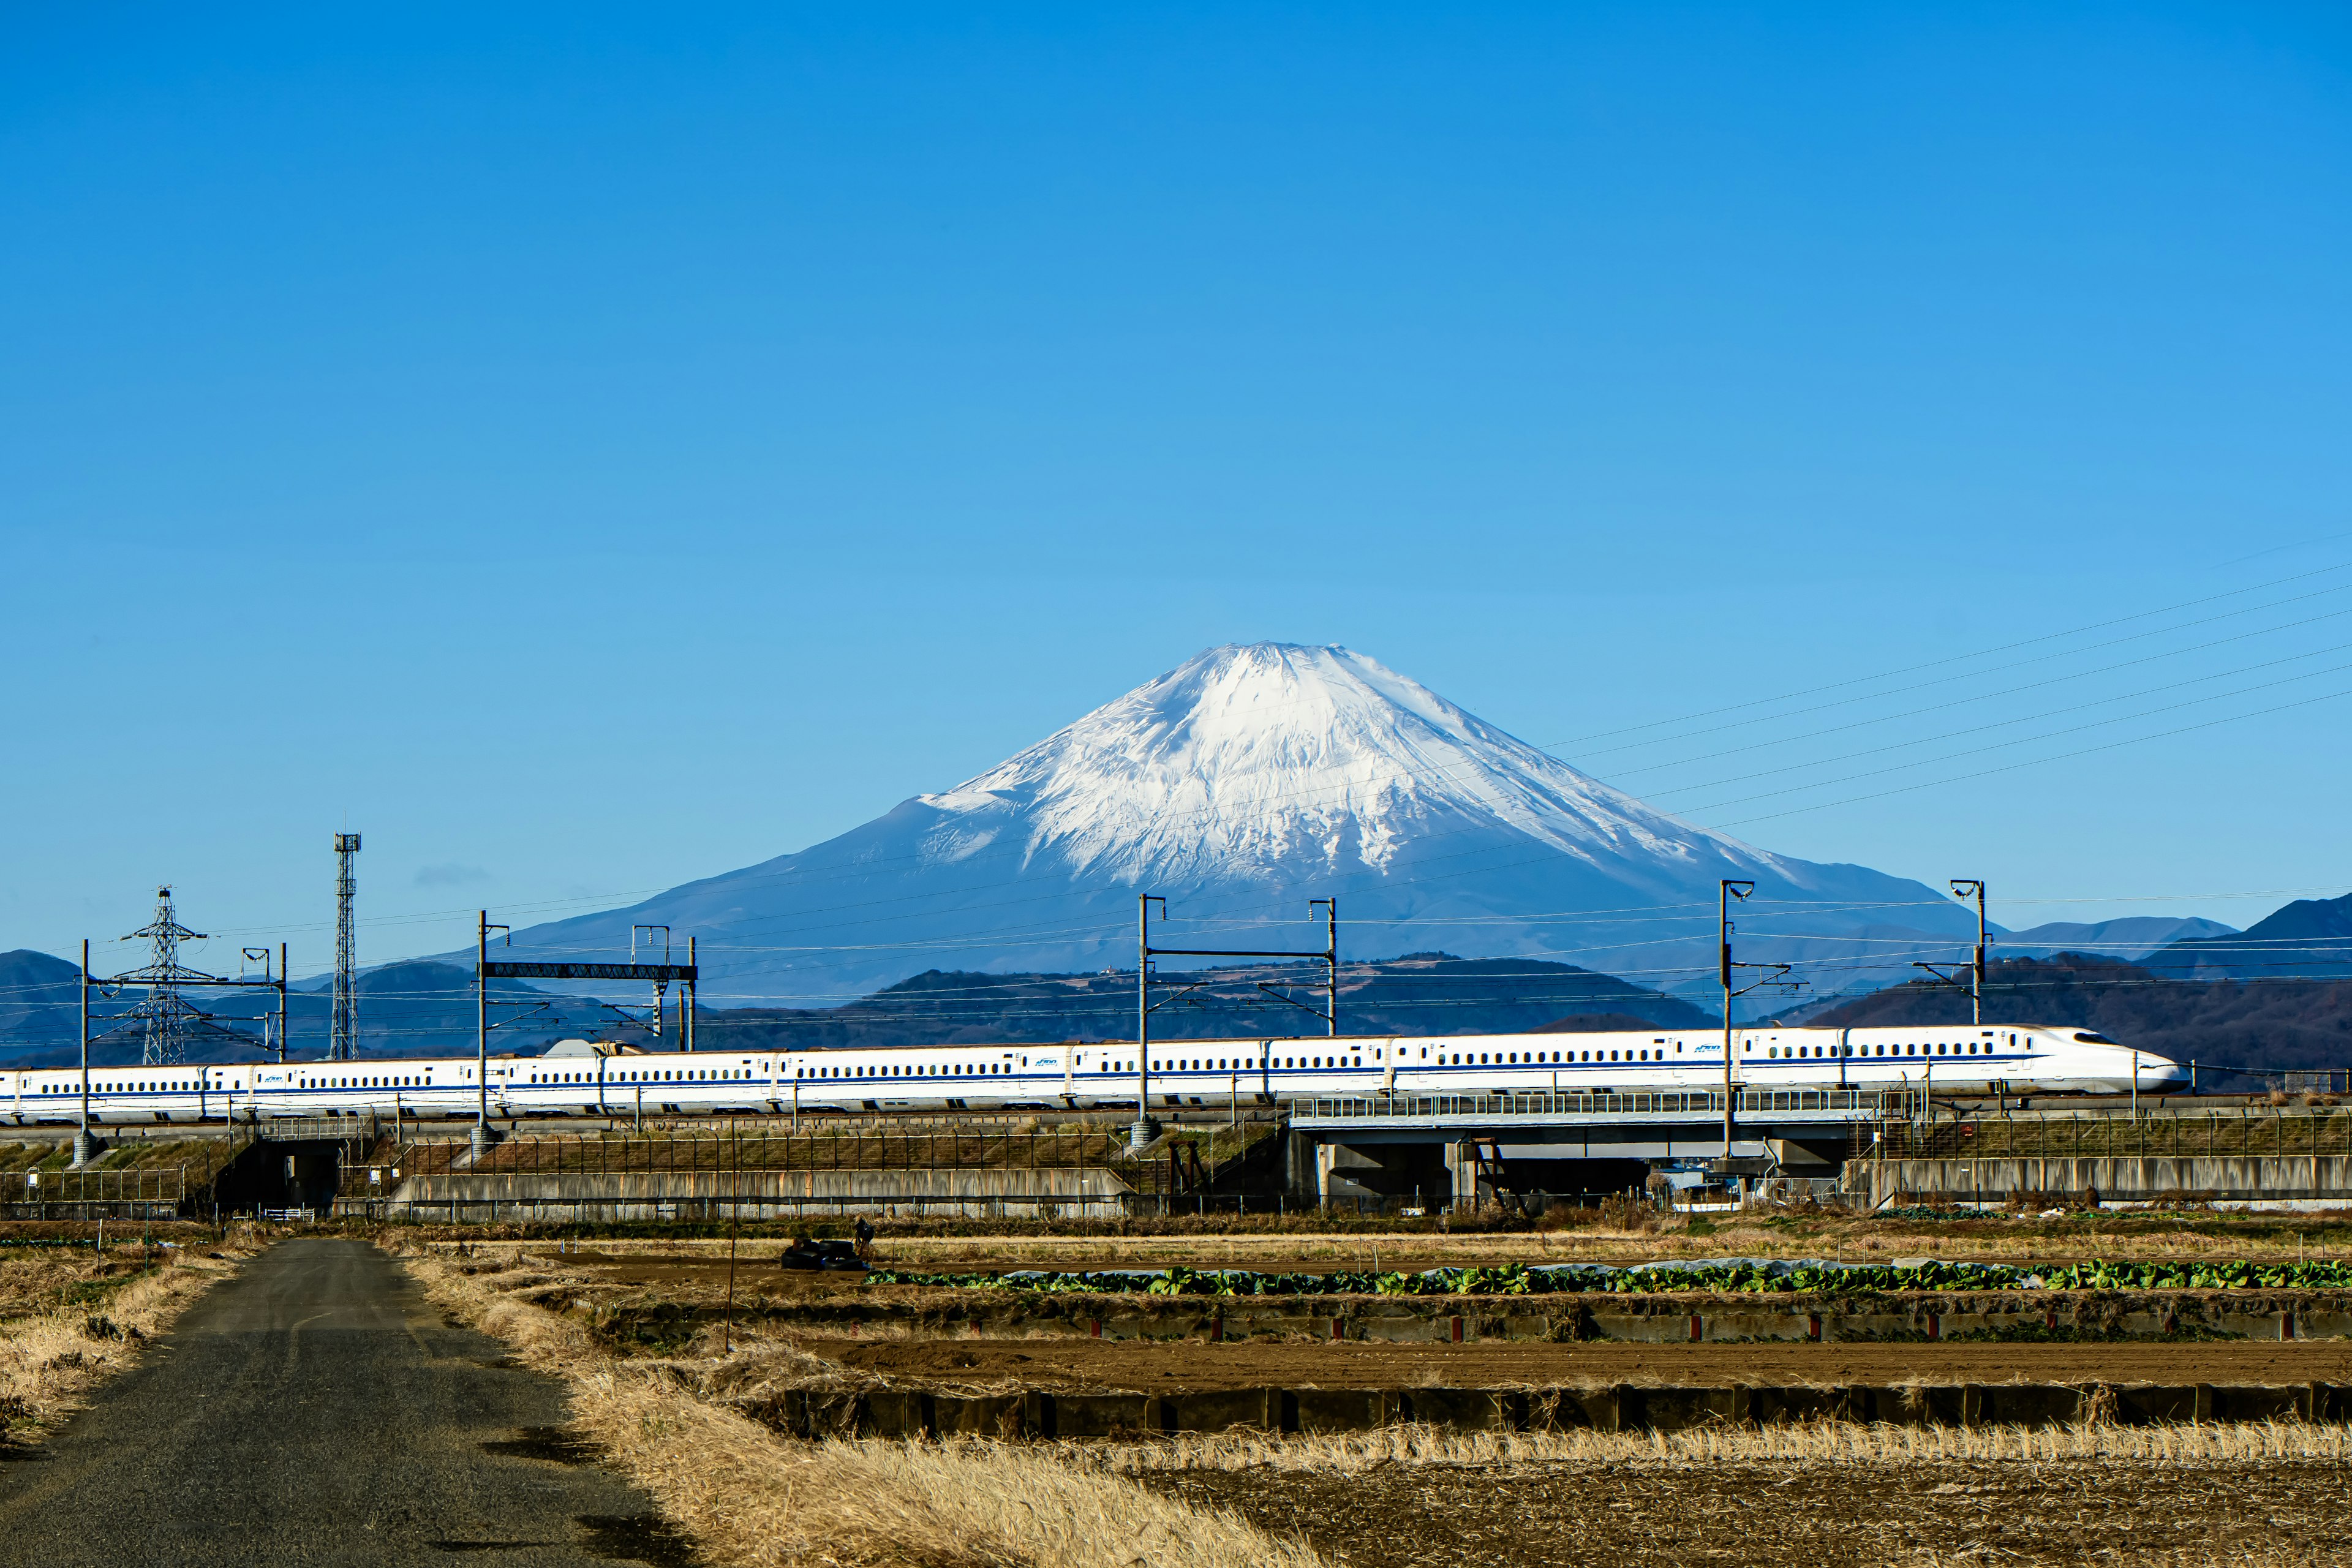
[688,954,1713,1054]
[451,643,1997,1011]
[1997,915,2237,962]
[2141,892,2352,982]
[2,895,2345,1079]
[0,946,1709,1065]
[1809,951,2352,1088]
[0,952,604,1069]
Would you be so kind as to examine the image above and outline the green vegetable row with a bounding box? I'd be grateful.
[862,1257,2352,1297]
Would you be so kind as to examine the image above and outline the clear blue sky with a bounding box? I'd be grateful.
[5,4,2350,980]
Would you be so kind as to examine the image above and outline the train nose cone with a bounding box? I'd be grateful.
[2143,1057,2191,1091]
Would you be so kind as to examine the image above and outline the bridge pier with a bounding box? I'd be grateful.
[1287,1088,1906,1215]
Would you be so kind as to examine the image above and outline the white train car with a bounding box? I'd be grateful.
[0,1022,2185,1126]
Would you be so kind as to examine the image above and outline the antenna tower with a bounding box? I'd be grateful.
[331,832,361,1061]
[118,886,210,1065]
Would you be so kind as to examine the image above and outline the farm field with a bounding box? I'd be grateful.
[1130,1442,2351,1568]
[436,1208,2352,1297]
[804,1333,2352,1393]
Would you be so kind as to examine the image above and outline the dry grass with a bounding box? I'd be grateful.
[404,1246,1327,1568]
[437,1218,2350,1273]
[1072,1416,2352,1474]
[0,1238,254,1441]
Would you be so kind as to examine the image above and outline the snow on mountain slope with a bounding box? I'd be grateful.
[919,644,1790,890]
[483,643,1982,1013]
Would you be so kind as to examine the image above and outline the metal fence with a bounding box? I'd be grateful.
[1876,1106,2352,1160]
[345,1187,1324,1224]
[0,1165,188,1220]
[1295,1087,1914,1121]
[358,1118,1278,1197]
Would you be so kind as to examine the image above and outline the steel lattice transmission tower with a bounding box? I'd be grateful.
[118,886,210,1066]
[331,832,361,1061]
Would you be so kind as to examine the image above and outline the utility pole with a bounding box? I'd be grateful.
[634,925,671,1042]
[1323,899,1338,1038]
[1716,879,1800,1163]
[331,834,361,1060]
[1913,880,1988,1026]
[472,911,509,1160]
[1135,896,1156,1155]
[1134,894,1340,1155]
[1720,880,1750,1161]
[74,940,96,1168]
[1954,880,1986,1026]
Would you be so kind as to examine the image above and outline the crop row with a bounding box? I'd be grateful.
[861,1257,2352,1297]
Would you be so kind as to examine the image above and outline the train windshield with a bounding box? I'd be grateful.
[2072,1031,2119,1045]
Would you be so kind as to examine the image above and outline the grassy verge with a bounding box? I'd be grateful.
[1072,1418,2352,1472]
[399,1243,1325,1568]
[0,1230,258,1445]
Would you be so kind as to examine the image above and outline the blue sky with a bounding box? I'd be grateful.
[5,4,2351,979]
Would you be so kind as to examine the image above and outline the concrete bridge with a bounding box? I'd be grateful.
[1286,1088,1910,1208]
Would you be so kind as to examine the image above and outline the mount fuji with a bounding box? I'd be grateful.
[483,644,1980,1013]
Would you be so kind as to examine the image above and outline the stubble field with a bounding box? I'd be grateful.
[399,1209,2352,1566]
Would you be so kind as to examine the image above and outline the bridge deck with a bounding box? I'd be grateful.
[1291,1088,1913,1136]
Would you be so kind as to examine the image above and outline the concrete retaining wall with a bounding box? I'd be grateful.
[1857,1155,2352,1207]
[371,1166,1129,1222]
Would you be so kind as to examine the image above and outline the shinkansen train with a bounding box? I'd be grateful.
[0,1022,2185,1125]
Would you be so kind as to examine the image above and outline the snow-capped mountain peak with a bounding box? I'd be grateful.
[919,642,1776,886]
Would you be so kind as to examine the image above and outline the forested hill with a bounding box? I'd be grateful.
[691,953,1713,1053]
[1807,953,2352,1085]
[0,949,1706,1063]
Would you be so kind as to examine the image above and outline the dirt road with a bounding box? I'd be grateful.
[0,1239,684,1567]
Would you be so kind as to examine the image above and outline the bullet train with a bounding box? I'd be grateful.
[0,1022,2184,1125]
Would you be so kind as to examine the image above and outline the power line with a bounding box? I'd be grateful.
[1536,557,2352,753]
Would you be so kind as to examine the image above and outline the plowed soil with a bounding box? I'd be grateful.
[1144,1457,2352,1568]
[807,1335,2352,1393]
